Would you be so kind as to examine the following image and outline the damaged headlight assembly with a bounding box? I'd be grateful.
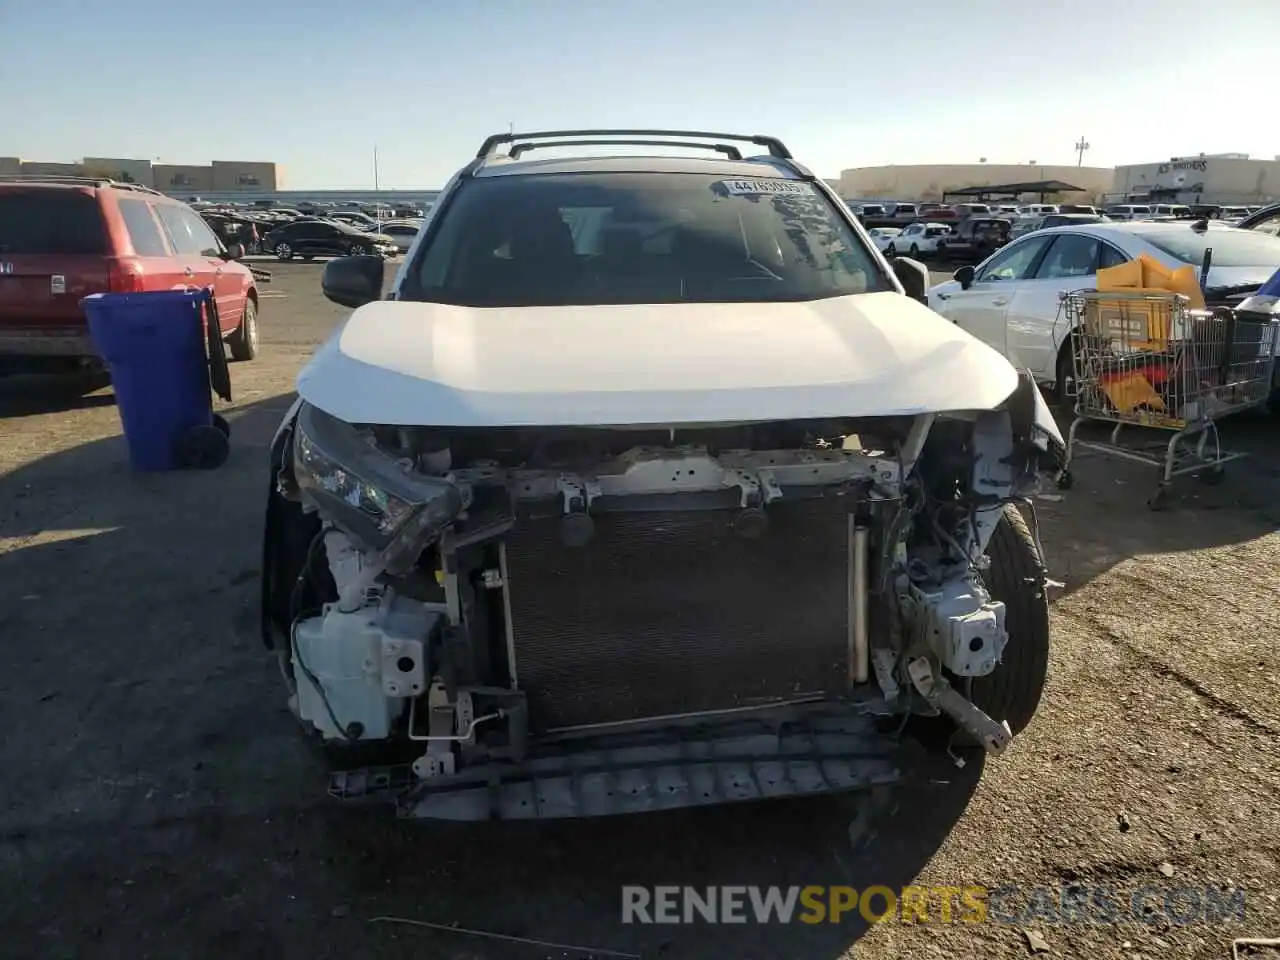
[292,402,463,560]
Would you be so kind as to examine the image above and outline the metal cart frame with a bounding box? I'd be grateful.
[1056,289,1278,509]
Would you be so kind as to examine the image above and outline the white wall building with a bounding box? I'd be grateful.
[837,163,1115,202]
[1110,154,1280,205]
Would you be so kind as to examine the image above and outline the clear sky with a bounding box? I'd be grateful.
[1,0,1276,189]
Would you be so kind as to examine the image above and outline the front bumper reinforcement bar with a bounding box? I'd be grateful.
[327,704,905,820]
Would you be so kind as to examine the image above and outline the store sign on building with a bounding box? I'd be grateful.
[1157,159,1209,175]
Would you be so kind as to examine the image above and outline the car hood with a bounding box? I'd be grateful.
[295,293,1021,427]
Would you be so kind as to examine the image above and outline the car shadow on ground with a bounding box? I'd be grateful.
[0,391,1275,958]
[0,371,116,417]
[1034,407,1280,602]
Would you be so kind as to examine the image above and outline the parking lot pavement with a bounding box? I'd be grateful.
[2,262,1279,960]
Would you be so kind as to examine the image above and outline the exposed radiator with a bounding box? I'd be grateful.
[502,498,854,731]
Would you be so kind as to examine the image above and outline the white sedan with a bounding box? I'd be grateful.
[927,221,1280,394]
[866,227,902,253]
[883,222,953,258]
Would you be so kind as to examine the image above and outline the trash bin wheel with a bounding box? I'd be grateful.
[176,424,230,470]
[211,413,231,438]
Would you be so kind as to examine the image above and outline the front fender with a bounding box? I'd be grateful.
[260,397,322,649]
[1007,371,1067,476]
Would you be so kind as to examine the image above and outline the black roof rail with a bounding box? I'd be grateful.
[476,128,792,161]
[0,174,163,195]
[507,138,743,161]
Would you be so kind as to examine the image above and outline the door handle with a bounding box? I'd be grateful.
[936,292,951,300]
[183,267,194,278]
[992,297,1009,307]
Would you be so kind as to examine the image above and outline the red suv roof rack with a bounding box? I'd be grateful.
[0,174,163,196]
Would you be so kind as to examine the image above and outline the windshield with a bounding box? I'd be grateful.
[405,172,890,307]
[1134,226,1280,268]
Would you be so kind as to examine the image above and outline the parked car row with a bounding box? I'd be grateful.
[197,206,425,260]
[191,198,428,220]
[869,217,1014,263]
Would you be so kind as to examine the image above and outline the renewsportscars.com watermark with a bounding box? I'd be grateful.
[621,885,1247,925]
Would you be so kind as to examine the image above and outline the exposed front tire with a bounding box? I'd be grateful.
[971,504,1050,736]
[275,243,294,261]
[885,243,897,257]
[228,297,259,362]
[349,243,367,256]
[910,243,920,256]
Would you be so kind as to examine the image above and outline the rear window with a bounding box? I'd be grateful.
[0,190,109,255]
[1133,226,1280,268]
[406,172,891,307]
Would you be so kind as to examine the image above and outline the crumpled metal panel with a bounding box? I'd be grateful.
[326,705,903,820]
[503,499,853,730]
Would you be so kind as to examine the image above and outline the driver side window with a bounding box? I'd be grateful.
[976,235,1053,282]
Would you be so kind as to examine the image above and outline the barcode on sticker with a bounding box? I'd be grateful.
[720,179,813,196]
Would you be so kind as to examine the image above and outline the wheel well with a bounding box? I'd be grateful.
[1054,328,1077,380]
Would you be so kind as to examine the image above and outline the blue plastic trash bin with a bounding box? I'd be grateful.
[82,289,228,471]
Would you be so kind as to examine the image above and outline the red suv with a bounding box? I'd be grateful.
[0,177,260,374]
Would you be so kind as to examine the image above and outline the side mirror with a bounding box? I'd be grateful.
[954,265,976,290]
[222,242,245,261]
[322,255,384,309]
[892,257,930,304]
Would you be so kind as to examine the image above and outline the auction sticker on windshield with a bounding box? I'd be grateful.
[720,179,814,196]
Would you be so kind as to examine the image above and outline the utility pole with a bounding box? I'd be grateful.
[1075,137,1091,167]
[373,144,381,226]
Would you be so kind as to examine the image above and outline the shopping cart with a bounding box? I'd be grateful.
[1055,289,1278,509]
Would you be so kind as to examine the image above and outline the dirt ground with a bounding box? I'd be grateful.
[1,261,1277,960]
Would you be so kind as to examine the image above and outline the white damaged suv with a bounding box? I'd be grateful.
[260,129,1066,820]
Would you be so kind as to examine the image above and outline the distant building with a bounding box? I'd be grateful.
[4,156,282,193]
[837,163,1115,202]
[81,157,155,186]
[16,160,86,178]
[211,160,280,193]
[1110,154,1280,205]
[153,164,215,192]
